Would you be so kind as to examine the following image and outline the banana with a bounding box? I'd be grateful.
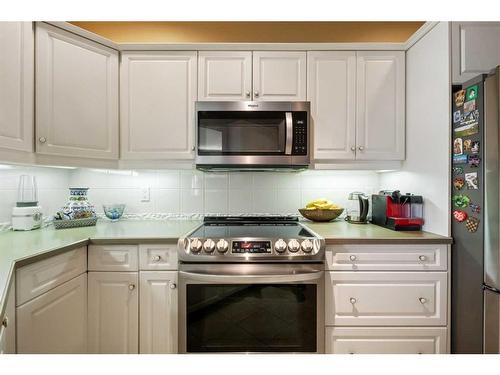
[304,199,341,210]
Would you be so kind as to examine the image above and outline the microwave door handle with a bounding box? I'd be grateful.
[179,270,322,284]
[285,112,293,155]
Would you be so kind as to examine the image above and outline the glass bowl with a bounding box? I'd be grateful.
[103,204,126,221]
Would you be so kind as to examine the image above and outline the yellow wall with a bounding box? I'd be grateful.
[70,22,425,43]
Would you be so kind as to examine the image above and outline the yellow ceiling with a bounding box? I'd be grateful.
[70,22,425,43]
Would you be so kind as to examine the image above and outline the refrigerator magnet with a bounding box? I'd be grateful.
[454,123,479,137]
[453,138,463,155]
[453,154,468,164]
[468,155,481,167]
[453,110,462,123]
[471,141,480,154]
[465,217,480,233]
[453,177,465,190]
[453,166,464,175]
[463,139,472,152]
[453,210,468,222]
[453,194,470,208]
[470,203,481,214]
[465,172,479,189]
[454,90,466,107]
[464,100,476,113]
[466,85,478,101]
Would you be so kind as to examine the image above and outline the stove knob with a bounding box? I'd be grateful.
[274,239,287,253]
[301,239,314,253]
[203,239,215,253]
[190,238,202,253]
[288,239,300,253]
[216,239,229,253]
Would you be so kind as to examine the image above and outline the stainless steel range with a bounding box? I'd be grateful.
[178,216,325,353]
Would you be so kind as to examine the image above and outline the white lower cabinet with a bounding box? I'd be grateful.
[139,271,178,353]
[17,273,87,354]
[326,327,447,354]
[0,280,16,354]
[88,272,138,354]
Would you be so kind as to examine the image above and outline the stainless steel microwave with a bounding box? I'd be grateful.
[195,101,310,170]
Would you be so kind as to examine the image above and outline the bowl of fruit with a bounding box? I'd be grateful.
[299,199,344,222]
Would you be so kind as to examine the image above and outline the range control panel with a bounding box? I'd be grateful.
[232,241,272,254]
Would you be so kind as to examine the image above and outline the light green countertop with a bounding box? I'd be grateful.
[0,219,452,320]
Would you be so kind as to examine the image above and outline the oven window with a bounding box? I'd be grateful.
[198,111,286,155]
[186,284,317,352]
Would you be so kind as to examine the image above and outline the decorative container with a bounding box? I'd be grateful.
[103,204,126,221]
[53,187,97,229]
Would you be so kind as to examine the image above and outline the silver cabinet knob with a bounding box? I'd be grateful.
[358,146,364,151]
[191,146,195,151]
[419,297,427,304]
[39,137,47,143]
[152,255,161,262]
[419,255,427,261]
[2,317,8,328]
[129,284,136,291]
[350,146,356,152]
[169,283,177,290]
[254,91,260,97]
[349,255,357,261]
[245,91,251,98]
[350,297,357,304]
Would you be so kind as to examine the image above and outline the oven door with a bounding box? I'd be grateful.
[179,263,324,353]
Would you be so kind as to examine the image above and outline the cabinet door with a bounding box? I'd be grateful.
[0,22,34,153]
[88,272,138,353]
[307,51,356,160]
[253,51,306,101]
[198,51,252,101]
[139,271,178,353]
[452,22,500,83]
[356,51,405,160]
[35,22,119,159]
[120,51,197,160]
[0,280,16,354]
[326,327,448,354]
[17,273,87,354]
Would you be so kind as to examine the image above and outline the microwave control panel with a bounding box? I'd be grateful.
[292,112,308,155]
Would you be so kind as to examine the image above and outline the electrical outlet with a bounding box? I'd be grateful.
[141,187,150,202]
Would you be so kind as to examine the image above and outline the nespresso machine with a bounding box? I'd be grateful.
[371,190,424,231]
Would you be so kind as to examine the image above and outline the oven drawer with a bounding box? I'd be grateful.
[88,245,138,271]
[139,244,177,270]
[325,271,447,326]
[325,327,448,354]
[326,244,448,271]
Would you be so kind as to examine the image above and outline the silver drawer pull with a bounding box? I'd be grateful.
[39,137,47,143]
[169,283,177,290]
[350,297,357,304]
[349,255,357,261]
[129,284,136,291]
[419,297,427,304]
[418,255,427,261]
[152,255,162,262]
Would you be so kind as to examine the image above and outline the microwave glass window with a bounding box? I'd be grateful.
[198,111,286,155]
[186,284,317,352]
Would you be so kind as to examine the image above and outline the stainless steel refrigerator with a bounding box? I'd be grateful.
[452,66,500,353]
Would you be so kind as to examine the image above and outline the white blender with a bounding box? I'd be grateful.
[11,175,43,231]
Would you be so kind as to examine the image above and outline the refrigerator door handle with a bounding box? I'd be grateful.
[483,284,500,295]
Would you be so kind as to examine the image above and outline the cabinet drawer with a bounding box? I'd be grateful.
[139,244,178,270]
[326,244,448,271]
[88,245,138,271]
[325,327,448,354]
[325,272,447,326]
[16,246,86,305]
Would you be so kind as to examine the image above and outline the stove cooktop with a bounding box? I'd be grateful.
[178,216,325,262]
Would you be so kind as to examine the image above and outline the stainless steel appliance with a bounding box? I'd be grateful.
[345,191,369,224]
[178,216,325,353]
[451,67,500,353]
[195,101,310,170]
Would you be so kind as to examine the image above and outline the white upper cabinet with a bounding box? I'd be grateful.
[120,51,197,160]
[253,51,307,101]
[0,22,34,153]
[198,51,252,101]
[35,23,119,160]
[308,51,356,160]
[356,51,405,160]
[452,22,500,84]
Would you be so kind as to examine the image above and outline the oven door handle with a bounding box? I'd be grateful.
[179,270,323,284]
[285,112,293,155]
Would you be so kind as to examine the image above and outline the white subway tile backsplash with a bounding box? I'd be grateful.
[0,166,380,227]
